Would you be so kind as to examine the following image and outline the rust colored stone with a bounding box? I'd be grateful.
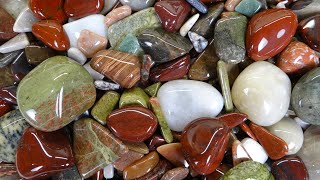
[113,150,144,171]
[29,0,67,23]
[0,100,12,117]
[64,0,104,19]
[157,143,187,167]
[298,15,320,52]
[239,123,257,141]
[147,134,166,151]
[0,7,17,41]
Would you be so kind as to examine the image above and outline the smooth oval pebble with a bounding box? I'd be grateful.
[241,137,268,164]
[266,117,304,155]
[160,167,189,180]
[246,8,298,61]
[157,143,188,167]
[180,13,200,37]
[157,79,223,132]
[105,5,132,28]
[298,15,320,52]
[232,61,291,126]
[271,156,309,180]
[77,29,108,58]
[107,106,158,142]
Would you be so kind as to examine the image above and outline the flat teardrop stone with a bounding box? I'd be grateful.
[271,156,309,180]
[250,122,288,160]
[246,9,298,61]
[73,118,128,179]
[276,41,319,75]
[17,56,96,132]
[155,0,191,32]
[32,20,70,51]
[298,15,320,52]
[113,150,144,171]
[64,0,104,19]
[119,87,150,108]
[0,7,17,41]
[157,143,187,167]
[90,50,141,88]
[16,127,75,179]
[0,100,11,117]
[29,0,67,23]
[123,151,160,180]
[149,55,191,82]
[107,106,158,142]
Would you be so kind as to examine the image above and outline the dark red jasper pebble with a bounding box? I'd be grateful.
[107,106,158,142]
[271,156,309,180]
[64,0,104,19]
[0,100,12,117]
[298,15,320,52]
[147,133,166,151]
[29,0,67,23]
[16,127,75,179]
[135,159,173,180]
[0,86,17,104]
[0,7,17,41]
[149,55,191,82]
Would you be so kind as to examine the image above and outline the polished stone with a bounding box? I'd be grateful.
[225,0,242,11]
[103,164,114,179]
[94,80,121,91]
[140,54,154,81]
[144,82,161,97]
[124,142,149,155]
[0,66,15,89]
[188,31,208,53]
[239,122,257,141]
[73,118,128,179]
[0,163,21,180]
[0,50,21,68]
[0,33,30,54]
[186,0,208,14]
[161,167,189,180]
[241,138,268,164]
[119,87,150,108]
[272,156,309,180]
[0,100,11,117]
[114,33,144,56]
[77,29,108,58]
[13,7,39,33]
[10,50,32,83]
[180,13,199,37]
[120,0,156,11]
[298,15,320,52]
[0,0,28,19]
[83,61,104,80]
[147,133,166,151]
[101,0,118,14]
[64,0,104,19]
[25,43,60,65]
[67,47,87,65]
[51,166,82,180]
[17,56,96,132]
[29,0,67,23]
[232,139,252,166]
[157,143,187,167]
[291,0,320,20]
[218,61,233,112]
[113,150,144,171]
[135,159,172,180]
[235,0,262,17]
[0,7,17,41]
[138,28,193,63]
[0,86,17,105]
[232,61,291,126]
[105,5,131,28]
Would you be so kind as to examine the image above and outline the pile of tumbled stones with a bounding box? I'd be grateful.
[0,0,320,179]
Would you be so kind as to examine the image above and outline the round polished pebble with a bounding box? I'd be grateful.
[232,61,291,126]
[105,5,132,28]
[298,15,320,52]
[77,29,108,58]
[241,138,268,164]
[271,156,309,180]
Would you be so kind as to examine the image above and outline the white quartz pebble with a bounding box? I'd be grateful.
[67,47,87,65]
[83,62,104,80]
[180,13,200,37]
[63,15,107,48]
[0,33,30,53]
[94,80,121,91]
[232,61,291,126]
[103,164,114,179]
[13,7,39,33]
[241,138,268,164]
[157,80,224,132]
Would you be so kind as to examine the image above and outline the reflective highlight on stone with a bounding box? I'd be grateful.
[271,156,309,180]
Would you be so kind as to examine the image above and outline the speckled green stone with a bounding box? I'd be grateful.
[17,56,96,132]
[235,0,262,17]
[91,91,120,125]
[221,161,274,180]
[119,87,150,108]
[114,33,144,56]
[108,7,161,47]
[144,82,161,97]
[217,61,233,112]
[0,110,30,163]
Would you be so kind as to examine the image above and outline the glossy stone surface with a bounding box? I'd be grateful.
[291,0,320,20]
[29,0,67,23]
[108,8,161,47]
[161,167,189,180]
[225,0,242,11]
[241,138,268,164]
[64,0,104,19]
[0,86,17,105]
[25,43,60,65]
[155,0,191,32]
[250,123,288,160]
[266,117,303,155]
[123,151,159,180]
[157,143,187,167]
[94,80,121,91]
[0,33,30,54]
[188,31,208,53]
[0,100,11,117]
[17,56,96,132]
[32,20,70,51]
[107,106,158,142]
[232,61,291,126]
[0,66,15,89]
[0,7,17,41]
[13,7,39,33]
[246,9,298,61]
[91,50,141,88]
[103,164,114,179]
[0,50,21,68]
[214,13,247,64]
[124,142,149,155]
[190,3,224,39]
[157,80,224,132]
[84,61,104,80]
[144,82,161,97]
[277,41,319,75]
[297,125,320,179]
[105,5,132,28]
[16,127,74,179]
[138,28,192,63]
[140,54,154,81]
[221,161,273,180]
[119,87,150,108]
[235,0,262,17]
[272,156,309,180]
[101,0,118,14]
[73,118,128,179]
[218,61,233,112]
[136,159,172,180]
[67,47,87,65]
[114,33,144,56]
[298,15,320,52]
[150,55,190,82]
[0,0,28,19]
[180,13,199,37]
[113,150,144,171]
[77,29,107,58]
[291,67,320,125]
[120,0,155,11]
[10,51,32,83]
[91,91,120,125]
[232,139,251,166]
[51,166,82,180]
[0,110,29,163]
[147,134,166,151]
[186,0,208,14]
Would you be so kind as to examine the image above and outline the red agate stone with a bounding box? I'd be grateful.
[64,0,104,19]
[298,15,320,52]
[29,0,67,23]
[271,156,309,180]
[0,100,11,117]
[246,9,298,61]
[0,7,17,41]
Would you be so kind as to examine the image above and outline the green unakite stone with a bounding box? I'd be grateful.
[144,82,161,97]
[217,61,233,112]
[119,87,150,108]
[235,0,262,17]
[108,7,161,47]
[114,33,144,56]
[17,56,96,132]
[91,91,120,125]
[149,97,173,143]
[221,161,274,180]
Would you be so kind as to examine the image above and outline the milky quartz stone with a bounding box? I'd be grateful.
[266,117,304,155]
[241,138,268,164]
[232,61,291,126]
[157,80,224,132]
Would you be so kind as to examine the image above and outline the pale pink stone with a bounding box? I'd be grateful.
[77,29,108,58]
[225,0,242,11]
[105,5,132,27]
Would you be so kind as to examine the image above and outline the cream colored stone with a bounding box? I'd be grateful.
[179,13,199,37]
[77,29,108,58]
[105,5,132,28]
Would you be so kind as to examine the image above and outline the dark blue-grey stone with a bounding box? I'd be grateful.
[186,0,208,14]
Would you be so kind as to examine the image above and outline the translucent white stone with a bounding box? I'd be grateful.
[83,62,104,80]
[13,7,39,33]
[0,0,28,19]
[103,164,114,179]
[0,33,30,53]
[180,13,200,37]
[241,138,268,164]
[294,117,310,130]
[67,48,87,65]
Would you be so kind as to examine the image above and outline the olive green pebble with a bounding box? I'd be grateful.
[91,91,120,125]
[144,82,161,97]
[119,87,150,108]
[217,60,233,112]
[221,161,274,180]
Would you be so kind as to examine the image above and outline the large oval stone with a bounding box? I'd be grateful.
[157,79,223,132]
[246,9,298,61]
[271,156,309,180]
[232,61,291,126]
[17,56,96,132]
[107,106,158,142]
